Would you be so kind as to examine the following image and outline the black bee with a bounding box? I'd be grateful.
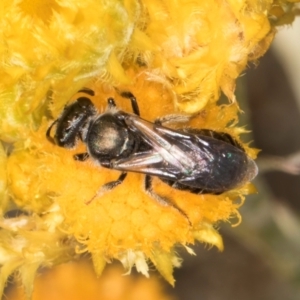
[46,88,258,214]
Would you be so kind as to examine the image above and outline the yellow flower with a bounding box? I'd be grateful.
[0,0,299,297]
[7,77,252,287]
[6,262,175,300]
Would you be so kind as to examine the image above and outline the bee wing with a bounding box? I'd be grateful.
[111,114,195,179]
[123,114,258,192]
[124,115,197,173]
[154,125,259,191]
[111,150,178,179]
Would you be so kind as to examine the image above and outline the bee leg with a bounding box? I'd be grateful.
[85,172,127,205]
[144,175,191,225]
[78,87,95,96]
[154,114,191,126]
[46,119,58,144]
[74,153,89,161]
[119,91,140,116]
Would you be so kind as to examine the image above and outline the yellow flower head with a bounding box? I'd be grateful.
[7,262,174,300]
[6,75,258,286]
[0,0,299,296]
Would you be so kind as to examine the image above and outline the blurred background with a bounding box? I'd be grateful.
[171,17,300,300]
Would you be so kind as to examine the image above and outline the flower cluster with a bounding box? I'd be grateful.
[0,0,299,296]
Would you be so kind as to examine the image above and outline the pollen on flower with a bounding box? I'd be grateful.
[18,0,60,23]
